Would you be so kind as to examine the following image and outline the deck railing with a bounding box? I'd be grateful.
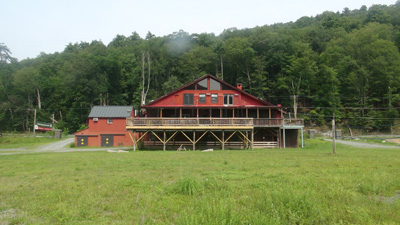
[127,118,253,127]
[127,118,304,127]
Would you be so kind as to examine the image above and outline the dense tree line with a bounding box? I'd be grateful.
[1,2,400,133]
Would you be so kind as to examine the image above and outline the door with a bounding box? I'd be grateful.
[101,134,114,147]
[77,136,88,147]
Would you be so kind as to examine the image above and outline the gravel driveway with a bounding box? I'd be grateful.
[324,139,400,149]
[0,138,132,155]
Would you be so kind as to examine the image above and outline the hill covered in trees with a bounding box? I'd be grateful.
[1,2,400,133]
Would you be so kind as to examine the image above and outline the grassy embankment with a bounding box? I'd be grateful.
[0,139,399,224]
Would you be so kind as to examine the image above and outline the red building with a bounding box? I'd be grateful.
[75,106,134,147]
[127,74,304,150]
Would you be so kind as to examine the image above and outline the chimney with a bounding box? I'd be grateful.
[237,83,242,90]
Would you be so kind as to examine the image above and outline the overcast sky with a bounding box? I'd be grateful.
[1,0,397,60]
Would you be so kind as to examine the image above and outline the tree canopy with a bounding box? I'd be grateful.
[1,2,400,133]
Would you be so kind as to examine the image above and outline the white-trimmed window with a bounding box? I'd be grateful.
[199,94,206,104]
[211,94,218,104]
[107,118,113,124]
[223,94,234,105]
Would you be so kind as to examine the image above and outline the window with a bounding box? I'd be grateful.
[199,94,206,104]
[107,118,113,124]
[197,79,208,90]
[223,94,234,105]
[211,94,218,104]
[183,94,194,105]
[183,83,196,90]
[210,79,220,90]
[222,83,234,90]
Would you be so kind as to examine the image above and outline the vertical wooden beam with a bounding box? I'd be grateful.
[133,130,136,151]
[193,131,196,151]
[257,108,259,119]
[222,130,225,150]
[283,128,286,149]
[163,130,166,151]
[246,108,248,118]
[278,128,281,149]
[251,129,254,149]
[160,108,163,118]
[301,128,304,148]
[197,108,199,118]
[180,108,182,118]
[269,108,271,119]
[210,108,212,118]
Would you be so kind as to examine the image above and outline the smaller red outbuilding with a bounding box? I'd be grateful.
[74,106,134,147]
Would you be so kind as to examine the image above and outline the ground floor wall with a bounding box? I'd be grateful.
[75,132,134,147]
[131,127,300,150]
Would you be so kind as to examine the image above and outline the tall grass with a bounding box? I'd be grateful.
[0,139,399,224]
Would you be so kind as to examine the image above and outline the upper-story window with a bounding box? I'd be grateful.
[211,94,218,104]
[199,94,206,104]
[107,118,113,124]
[197,79,207,90]
[223,94,234,105]
[210,79,220,90]
[183,94,194,105]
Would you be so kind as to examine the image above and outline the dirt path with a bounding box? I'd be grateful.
[324,139,400,149]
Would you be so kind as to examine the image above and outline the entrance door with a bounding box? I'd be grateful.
[101,134,114,147]
[77,136,88,147]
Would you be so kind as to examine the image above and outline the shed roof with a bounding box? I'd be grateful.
[88,106,133,118]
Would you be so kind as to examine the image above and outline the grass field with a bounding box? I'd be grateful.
[0,140,399,224]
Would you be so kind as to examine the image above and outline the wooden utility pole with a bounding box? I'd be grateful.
[332,112,336,154]
[33,109,37,136]
[293,95,297,119]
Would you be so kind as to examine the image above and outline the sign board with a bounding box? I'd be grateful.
[35,121,53,131]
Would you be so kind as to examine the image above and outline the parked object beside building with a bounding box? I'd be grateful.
[74,106,134,147]
[127,74,304,150]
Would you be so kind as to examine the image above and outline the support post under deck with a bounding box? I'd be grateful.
[283,128,286,149]
[222,130,225,150]
[163,130,166,151]
[193,131,196,151]
[133,130,136,151]
[251,129,254,149]
[301,128,304,148]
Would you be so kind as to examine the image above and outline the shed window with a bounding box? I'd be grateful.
[210,79,220,90]
[223,94,234,105]
[197,79,208,90]
[211,94,218,104]
[199,94,206,104]
[107,118,113,124]
[183,94,194,105]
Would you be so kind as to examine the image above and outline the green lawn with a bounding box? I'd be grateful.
[0,140,399,224]
[0,136,63,149]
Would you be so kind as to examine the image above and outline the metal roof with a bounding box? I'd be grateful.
[88,106,133,118]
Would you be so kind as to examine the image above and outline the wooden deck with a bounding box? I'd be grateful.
[126,118,303,129]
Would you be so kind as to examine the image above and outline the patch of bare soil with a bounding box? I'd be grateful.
[387,139,400,144]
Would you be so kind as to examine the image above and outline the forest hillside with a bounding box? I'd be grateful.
[1,2,400,133]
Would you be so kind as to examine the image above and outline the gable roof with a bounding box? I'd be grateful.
[88,106,133,118]
[143,74,277,108]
